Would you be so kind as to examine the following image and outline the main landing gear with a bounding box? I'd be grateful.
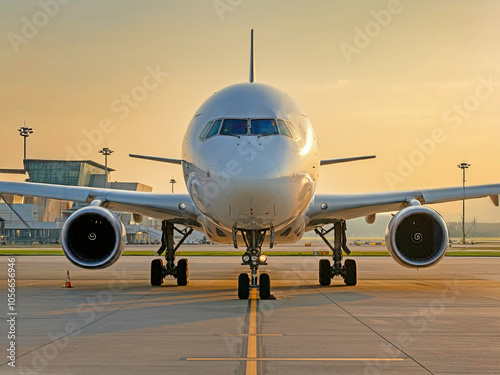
[315,220,357,287]
[150,221,193,286]
[235,228,273,300]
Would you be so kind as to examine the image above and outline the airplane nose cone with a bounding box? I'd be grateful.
[226,151,281,180]
[219,152,282,229]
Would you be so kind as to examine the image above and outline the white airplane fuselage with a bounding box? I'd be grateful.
[181,82,320,244]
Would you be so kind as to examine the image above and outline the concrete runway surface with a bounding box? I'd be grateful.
[1,255,499,375]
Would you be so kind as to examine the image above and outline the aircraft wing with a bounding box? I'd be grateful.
[306,184,500,228]
[0,181,201,227]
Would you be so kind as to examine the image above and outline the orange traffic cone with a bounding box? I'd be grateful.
[63,270,74,288]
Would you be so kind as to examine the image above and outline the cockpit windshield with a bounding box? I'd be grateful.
[220,119,248,135]
[199,118,299,140]
[250,119,278,135]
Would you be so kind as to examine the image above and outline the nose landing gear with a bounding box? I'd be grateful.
[235,228,273,300]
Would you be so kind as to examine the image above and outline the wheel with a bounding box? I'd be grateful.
[259,273,271,299]
[176,259,190,286]
[238,273,250,300]
[151,259,164,286]
[319,259,331,286]
[344,259,357,286]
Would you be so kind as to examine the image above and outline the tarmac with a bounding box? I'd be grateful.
[1,254,499,375]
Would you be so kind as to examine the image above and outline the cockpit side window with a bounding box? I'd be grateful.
[277,119,293,138]
[250,119,278,135]
[285,121,301,140]
[220,119,248,136]
[199,121,214,140]
[206,119,222,139]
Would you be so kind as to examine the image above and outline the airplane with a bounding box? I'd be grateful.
[1,30,499,299]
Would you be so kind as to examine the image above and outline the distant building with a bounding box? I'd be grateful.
[24,159,116,186]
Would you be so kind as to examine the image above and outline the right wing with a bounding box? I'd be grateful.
[306,183,500,229]
[0,181,201,227]
[320,155,376,166]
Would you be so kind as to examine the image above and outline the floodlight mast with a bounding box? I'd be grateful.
[18,123,34,161]
[99,147,114,188]
[457,162,471,244]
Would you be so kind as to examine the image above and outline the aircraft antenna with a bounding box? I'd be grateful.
[249,29,255,83]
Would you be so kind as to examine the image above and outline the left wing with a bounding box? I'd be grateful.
[306,183,500,229]
[0,181,201,227]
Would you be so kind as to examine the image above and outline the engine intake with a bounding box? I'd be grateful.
[61,206,126,269]
[385,206,448,268]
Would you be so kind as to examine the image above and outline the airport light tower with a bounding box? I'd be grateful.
[18,124,34,161]
[170,178,177,194]
[457,162,471,244]
[99,147,114,188]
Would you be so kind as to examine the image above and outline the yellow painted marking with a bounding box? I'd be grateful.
[186,358,405,362]
[218,334,283,337]
[246,288,258,375]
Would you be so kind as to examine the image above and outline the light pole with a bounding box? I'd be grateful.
[170,178,176,194]
[99,147,114,188]
[457,162,471,244]
[18,123,34,161]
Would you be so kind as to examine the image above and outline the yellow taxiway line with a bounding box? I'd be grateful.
[186,358,405,362]
[186,288,405,372]
[246,288,258,375]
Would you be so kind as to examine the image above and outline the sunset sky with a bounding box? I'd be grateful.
[1,0,500,222]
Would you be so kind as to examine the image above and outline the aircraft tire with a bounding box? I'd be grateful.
[238,273,250,300]
[344,259,357,286]
[319,259,331,286]
[259,273,271,299]
[176,259,190,286]
[151,259,164,286]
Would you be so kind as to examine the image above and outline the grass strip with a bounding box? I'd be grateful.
[1,249,500,257]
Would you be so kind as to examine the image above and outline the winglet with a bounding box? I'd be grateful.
[249,29,255,83]
[489,195,499,207]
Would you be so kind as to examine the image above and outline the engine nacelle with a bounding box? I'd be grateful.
[61,206,126,269]
[385,206,448,268]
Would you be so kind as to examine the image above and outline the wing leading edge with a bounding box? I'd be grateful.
[0,181,201,227]
[306,184,500,229]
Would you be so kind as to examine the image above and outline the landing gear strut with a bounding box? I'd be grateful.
[150,221,193,286]
[235,228,273,300]
[315,221,357,286]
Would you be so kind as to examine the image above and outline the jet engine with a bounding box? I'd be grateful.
[385,206,448,268]
[61,206,126,269]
